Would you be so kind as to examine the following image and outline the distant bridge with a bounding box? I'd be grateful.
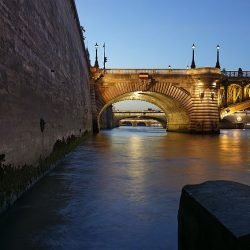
[113,110,167,128]
[119,118,162,127]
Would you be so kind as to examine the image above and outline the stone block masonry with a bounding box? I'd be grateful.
[178,181,250,250]
[0,0,92,166]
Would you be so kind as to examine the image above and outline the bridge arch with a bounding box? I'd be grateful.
[137,121,146,126]
[120,121,133,126]
[244,84,250,99]
[218,85,226,107]
[98,81,192,132]
[227,84,242,104]
[99,81,192,112]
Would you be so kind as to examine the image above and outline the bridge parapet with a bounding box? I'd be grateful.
[223,71,250,78]
[187,67,221,75]
[113,110,165,114]
[105,69,187,75]
[105,67,221,76]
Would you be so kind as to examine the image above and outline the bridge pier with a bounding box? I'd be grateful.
[188,69,220,134]
[131,121,137,127]
[90,80,100,133]
[99,105,114,129]
[92,119,99,133]
[189,93,220,134]
[167,124,190,133]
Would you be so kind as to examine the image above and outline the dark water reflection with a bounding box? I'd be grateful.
[0,127,250,250]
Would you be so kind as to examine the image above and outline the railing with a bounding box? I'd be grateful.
[222,71,250,78]
[105,69,188,74]
[113,111,165,116]
[105,69,250,77]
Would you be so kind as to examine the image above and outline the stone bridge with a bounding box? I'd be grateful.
[92,68,250,134]
[119,118,162,127]
[113,110,167,128]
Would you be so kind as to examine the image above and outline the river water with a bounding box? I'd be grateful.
[0,127,250,250]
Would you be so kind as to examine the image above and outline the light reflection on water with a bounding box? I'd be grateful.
[0,127,249,250]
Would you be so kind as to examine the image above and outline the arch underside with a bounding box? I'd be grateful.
[99,91,191,131]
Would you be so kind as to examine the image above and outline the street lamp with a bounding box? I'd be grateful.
[191,43,196,69]
[215,44,220,69]
[94,42,99,68]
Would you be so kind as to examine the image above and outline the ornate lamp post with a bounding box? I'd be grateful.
[94,42,99,68]
[215,44,220,69]
[191,43,196,69]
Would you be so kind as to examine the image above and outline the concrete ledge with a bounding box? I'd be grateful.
[178,181,250,250]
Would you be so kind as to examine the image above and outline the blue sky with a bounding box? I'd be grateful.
[75,0,250,109]
[76,0,250,70]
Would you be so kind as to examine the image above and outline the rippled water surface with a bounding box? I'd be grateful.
[0,127,250,250]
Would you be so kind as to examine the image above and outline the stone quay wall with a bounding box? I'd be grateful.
[0,0,92,166]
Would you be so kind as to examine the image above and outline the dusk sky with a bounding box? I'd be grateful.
[75,0,250,109]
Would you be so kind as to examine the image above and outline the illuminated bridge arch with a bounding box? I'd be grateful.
[227,84,243,105]
[98,82,192,132]
[99,82,192,112]
[244,84,250,100]
[220,83,250,118]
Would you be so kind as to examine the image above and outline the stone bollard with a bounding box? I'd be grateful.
[178,181,250,250]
